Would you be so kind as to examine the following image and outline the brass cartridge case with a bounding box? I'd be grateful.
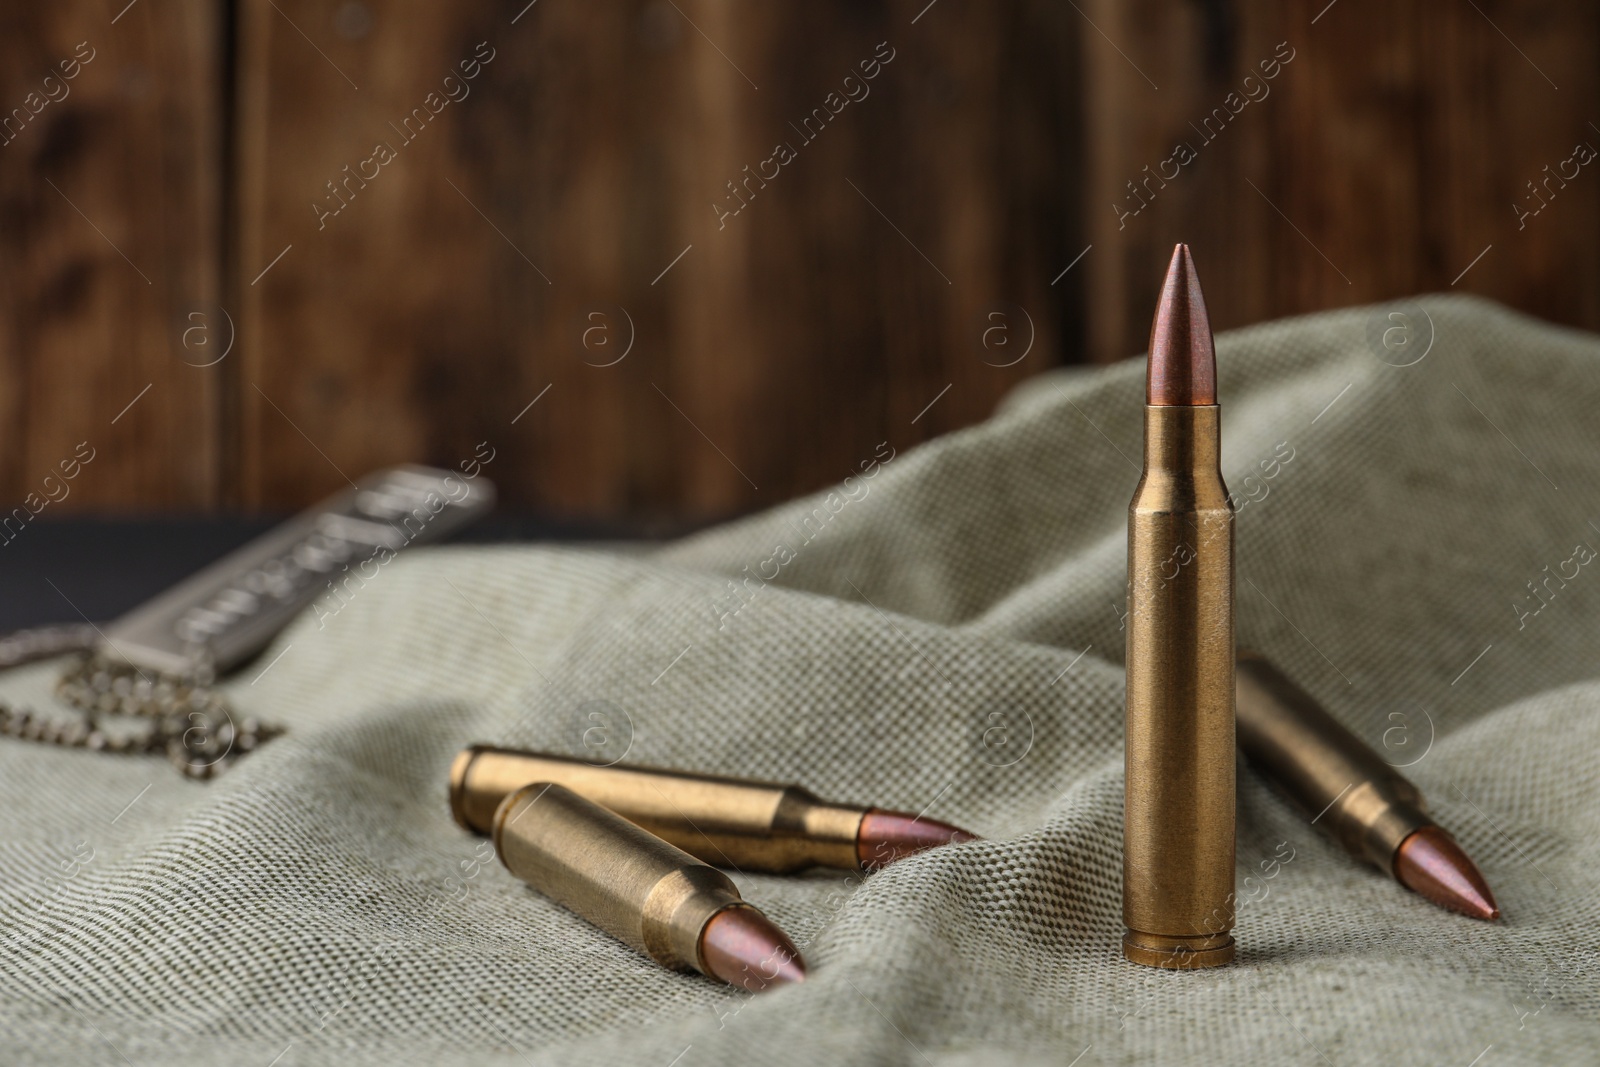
[1123,404,1236,968]
[492,782,803,988]
[454,747,863,873]
[1236,652,1429,872]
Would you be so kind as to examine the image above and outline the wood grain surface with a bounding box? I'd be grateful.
[233,0,1078,517]
[0,3,224,514]
[0,1,1595,521]
[1082,0,1600,362]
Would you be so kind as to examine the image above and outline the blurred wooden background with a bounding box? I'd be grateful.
[0,0,1594,523]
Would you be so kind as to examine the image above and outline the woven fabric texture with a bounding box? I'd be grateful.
[2,295,1597,1066]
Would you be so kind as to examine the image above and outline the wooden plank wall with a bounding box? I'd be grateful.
[0,3,224,512]
[233,0,1079,517]
[1082,0,1600,361]
[0,1,1595,521]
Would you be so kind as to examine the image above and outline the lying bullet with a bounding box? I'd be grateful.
[1123,244,1237,969]
[451,745,976,873]
[493,782,806,991]
[1236,651,1500,920]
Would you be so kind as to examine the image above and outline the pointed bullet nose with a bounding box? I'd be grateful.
[857,808,980,870]
[1395,826,1501,921]
[699,906,808,992]
[1147,243,1217,406]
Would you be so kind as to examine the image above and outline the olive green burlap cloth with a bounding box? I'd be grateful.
[4,295,1598,1065]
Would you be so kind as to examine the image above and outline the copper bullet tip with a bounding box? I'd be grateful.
[1394,826,1501,921]
[1147,243,1217,406]
[699,906,808,992]
[856,808,979,870]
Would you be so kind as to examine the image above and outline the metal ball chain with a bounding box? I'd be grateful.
[0,623,99,669]
[0,642,285,780]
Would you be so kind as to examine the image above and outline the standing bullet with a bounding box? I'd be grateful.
[1236,651,1500,920]
[452,746,976,873]
[1123,244,1237,969]
[493,782,807,992]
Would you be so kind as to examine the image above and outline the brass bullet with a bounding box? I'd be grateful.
[1123,244,1237,969]
[451,745,976,873]
[1236,651,1500,920]
[493,782,807,991]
